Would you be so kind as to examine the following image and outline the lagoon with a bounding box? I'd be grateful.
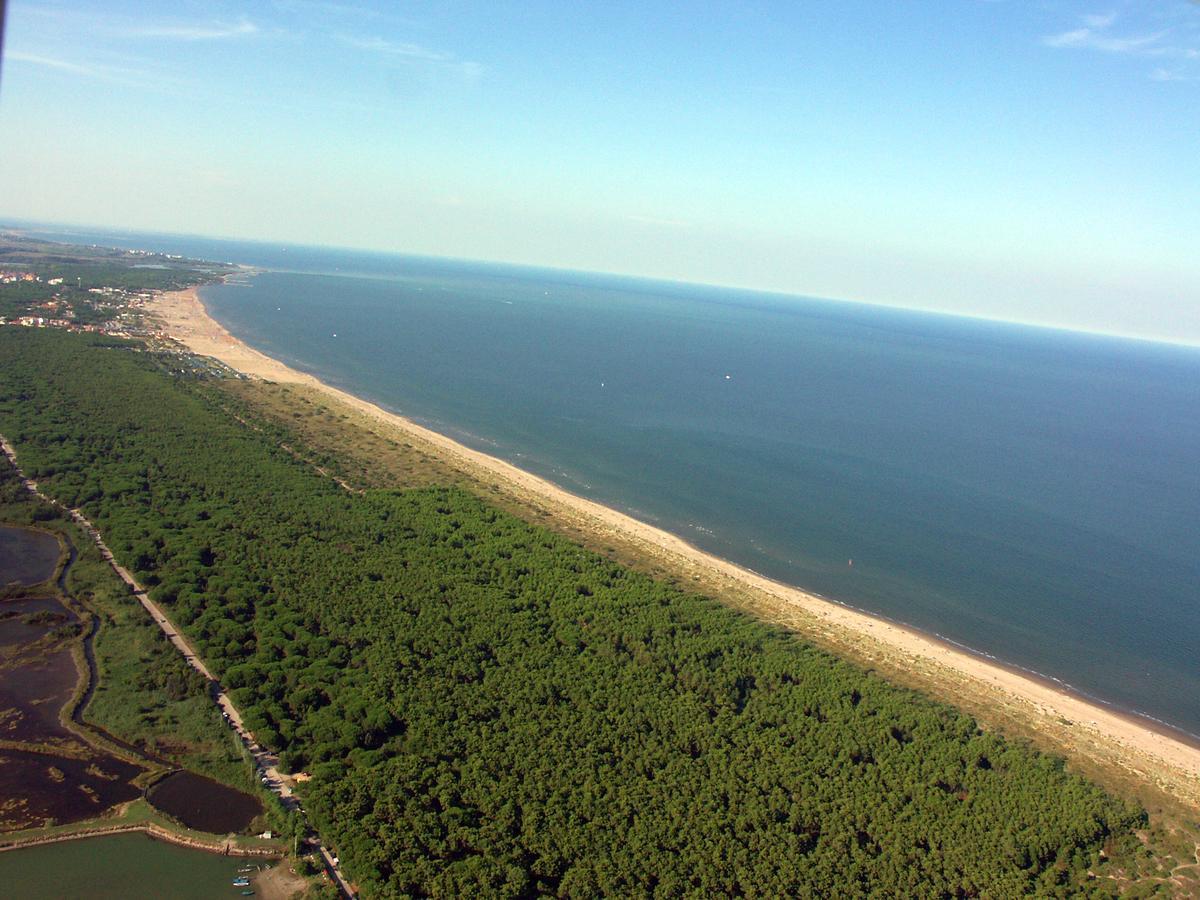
[0,833,255,899]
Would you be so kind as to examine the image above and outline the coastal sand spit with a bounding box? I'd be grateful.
[150,286,1200,809]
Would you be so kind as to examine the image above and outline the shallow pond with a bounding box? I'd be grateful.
[0,831,269,899]
[0,526,60,587]
[147,771,263,834]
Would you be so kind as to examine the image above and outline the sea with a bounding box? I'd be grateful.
[12,223,1200,738]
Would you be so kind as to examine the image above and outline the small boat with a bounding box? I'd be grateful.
[233,877,250,886]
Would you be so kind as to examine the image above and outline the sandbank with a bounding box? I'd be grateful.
[149,286,1200,810]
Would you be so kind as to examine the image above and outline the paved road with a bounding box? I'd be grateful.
[1,435,357,899]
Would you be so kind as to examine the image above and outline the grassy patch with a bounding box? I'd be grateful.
[0,454,258,803]
[72,544,252,791]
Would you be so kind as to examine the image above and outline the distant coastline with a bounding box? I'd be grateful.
[150,284,1200,811]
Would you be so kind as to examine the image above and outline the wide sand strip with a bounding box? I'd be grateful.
[150,287,1200,808]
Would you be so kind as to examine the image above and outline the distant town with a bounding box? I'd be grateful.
[0,232,235,344]
[0,270,153,335]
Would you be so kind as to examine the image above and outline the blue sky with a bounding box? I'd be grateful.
[1,1,1198,343]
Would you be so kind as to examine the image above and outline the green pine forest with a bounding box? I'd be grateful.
[0,329,1147,897]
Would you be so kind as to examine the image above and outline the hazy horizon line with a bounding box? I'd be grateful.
[5,214,1198,353]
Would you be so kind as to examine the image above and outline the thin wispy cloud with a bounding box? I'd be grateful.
[339,35,449,62]
[6,50,146,82]
[6,51,101,77]
[273,0,387,21]
[1043,9,1200,81]
[122,18,259,41]
[1044,23,1165,53]
[15,5,261,42]
[1083,12,1117,30]
[2,47,203,97]
[1150,66,1190,82]
[338,34,483,82]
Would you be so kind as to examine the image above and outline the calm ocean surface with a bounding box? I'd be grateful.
[18,225,1200,737]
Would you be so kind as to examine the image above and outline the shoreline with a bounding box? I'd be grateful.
[150,285,1200,808]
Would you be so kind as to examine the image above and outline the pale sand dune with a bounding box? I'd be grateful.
[151,286,1200,808]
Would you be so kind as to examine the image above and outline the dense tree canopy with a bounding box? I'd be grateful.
[0,329,1141,897]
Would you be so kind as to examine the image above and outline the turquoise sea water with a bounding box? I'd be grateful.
[15,225,1200,737]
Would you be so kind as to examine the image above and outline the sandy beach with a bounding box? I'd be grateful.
[150,285,1200,810]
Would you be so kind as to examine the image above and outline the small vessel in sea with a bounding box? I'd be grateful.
[233,876,250,886]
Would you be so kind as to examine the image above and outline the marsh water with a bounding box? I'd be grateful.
[0,603,83,745]
[0,529,81,761]
[0,525,147,831]
[0,521,262,836]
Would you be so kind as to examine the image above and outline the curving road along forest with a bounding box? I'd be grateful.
[0,435,355,899]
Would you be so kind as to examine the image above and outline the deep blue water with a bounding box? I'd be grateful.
[13,223,1200,736]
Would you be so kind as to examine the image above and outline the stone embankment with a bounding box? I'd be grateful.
[0,821,279,857]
